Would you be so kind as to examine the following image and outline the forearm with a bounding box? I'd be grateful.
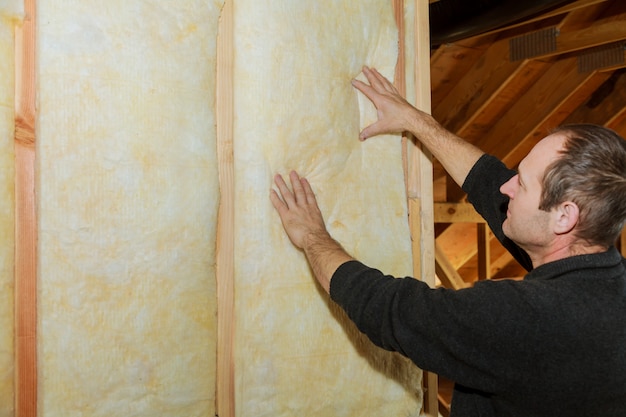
[302,230,353,293]
[406,109,484,187]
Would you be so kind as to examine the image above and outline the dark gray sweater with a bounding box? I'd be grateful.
[330,154,626,416]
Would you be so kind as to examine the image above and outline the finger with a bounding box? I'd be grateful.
[270,188,286,213]
[362,66,386,92]
[289,170,306,204]
[359,122,383,141]
[369,67,397,93]
[300,177,318,205]
[274,173,295,206]
[351,78,377,102]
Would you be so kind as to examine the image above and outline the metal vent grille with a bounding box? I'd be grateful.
[578,42,626,73]
[509,27,558,61]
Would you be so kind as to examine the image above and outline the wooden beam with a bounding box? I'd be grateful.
[430,39,495,112]
[215,1,235,416]
[476,56,600,160]
[469,0,612,40]
[398,0,437,415]
[406,0,434,286]
[606,106,626,138]
[490,250,517,277]
[14,0,37,416]
[434,39,546,135]
[436,224,482,270]
[435,243,469,290]
[434,202,485,223]
[457,59,552,140]
[533,19,626,60]
[501,67,612,167]
[476,223,490,280]
[564,70,626,126]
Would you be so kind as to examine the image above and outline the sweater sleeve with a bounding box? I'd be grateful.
[462,154,533,271]
[329,260,525,393]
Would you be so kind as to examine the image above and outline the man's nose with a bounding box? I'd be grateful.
[500,175,517,198]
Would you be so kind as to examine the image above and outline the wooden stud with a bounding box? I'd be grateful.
[476,223,490,280]
[433,202,485,224]
[215,1,235,416]
[406,0,438,415]
[14,0,37,416]
[394,0,437,414]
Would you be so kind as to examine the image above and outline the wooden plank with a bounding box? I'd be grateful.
[501,68,612,168]
[215,1,235,416]
[456,59,552,140]
[507,2,626,62]
[398,0,437,415]
[409,0,434,285]
[490,249,517,278]
[434,39,521,132]
[430,41,493,111]
[549,18,626,59]
[14,0,37,416]
[564,70,626,126]
[434,202,485,223]
[606,106,626,139]
[436,223,481,269]
[478,57,593,159]
[435,242,469,290]
[476,223,490,280]
[414,0,438,413]
[469,0,612,40]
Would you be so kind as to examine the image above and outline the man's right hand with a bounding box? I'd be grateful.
[352,66,428,141]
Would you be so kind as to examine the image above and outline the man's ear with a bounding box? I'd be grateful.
[554,201,579,235]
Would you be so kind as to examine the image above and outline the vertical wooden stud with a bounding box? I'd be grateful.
[216,1,235,416]
[394,0,437,415]
[477,223,491,280]
[412,0,438,414]
[14,0,37,416]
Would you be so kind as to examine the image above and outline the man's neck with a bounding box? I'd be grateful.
[529,241,608,268]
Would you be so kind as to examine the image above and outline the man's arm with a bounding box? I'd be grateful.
[352,66,484,187]
[270,170,353,292]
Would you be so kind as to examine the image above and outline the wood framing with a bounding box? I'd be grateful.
[477,223,491,280]
[434,202,485,223]
[14,0,37,416]
[435,243,469,290]
[394,0,437,414]
[13,2,434,416]
[215,1,235,416]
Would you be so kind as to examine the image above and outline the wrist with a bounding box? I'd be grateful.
[302,229,332,252]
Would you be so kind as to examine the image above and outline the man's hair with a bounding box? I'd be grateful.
[539,124,626,248]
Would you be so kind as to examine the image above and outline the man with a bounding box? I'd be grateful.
[270,66,626,416]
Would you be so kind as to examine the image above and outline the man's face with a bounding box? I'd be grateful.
[499,134,567,251]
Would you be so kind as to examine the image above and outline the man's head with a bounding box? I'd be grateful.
[500,124,626,262]
[539,124,626,249]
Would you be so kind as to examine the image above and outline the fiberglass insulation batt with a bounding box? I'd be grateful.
[232,1,421,416]
[37,1,223,415]
[34,1,423,416]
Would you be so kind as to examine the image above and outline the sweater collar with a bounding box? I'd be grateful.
[524,246,625,281]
